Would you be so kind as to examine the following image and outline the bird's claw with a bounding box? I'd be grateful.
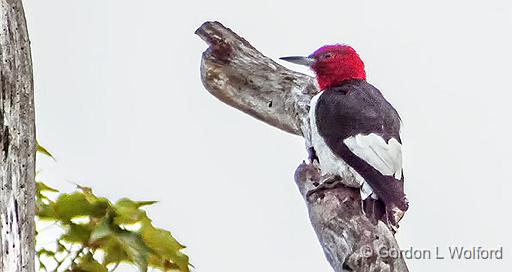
[384,206,404,233]
[306,175,340,201]
[307,146,319,164]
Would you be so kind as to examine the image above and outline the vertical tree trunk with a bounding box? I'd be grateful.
[0,0,36,271]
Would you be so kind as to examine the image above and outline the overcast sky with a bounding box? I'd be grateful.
[25,0,512,271]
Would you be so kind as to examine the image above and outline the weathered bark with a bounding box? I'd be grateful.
[0,0,36,271]
[196,21,408,272]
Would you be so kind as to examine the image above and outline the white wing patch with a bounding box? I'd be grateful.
[343,133,403,180]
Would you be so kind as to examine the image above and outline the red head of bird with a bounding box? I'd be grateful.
[280,44,366,90]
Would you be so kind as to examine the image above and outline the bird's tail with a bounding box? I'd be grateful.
[363,198,407,232]
[363,198,386,225]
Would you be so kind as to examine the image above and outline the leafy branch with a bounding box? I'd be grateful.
[35,146,190,272]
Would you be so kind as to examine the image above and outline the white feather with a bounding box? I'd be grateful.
[343,133,403,180]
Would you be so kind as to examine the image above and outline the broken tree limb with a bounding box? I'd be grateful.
[195,21,317,144]
[196,21,408,272]
[295,163,408,272]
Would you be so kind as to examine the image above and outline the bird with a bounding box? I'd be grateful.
[280,45,408,228]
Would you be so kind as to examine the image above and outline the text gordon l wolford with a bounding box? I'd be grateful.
[364,246,504,260]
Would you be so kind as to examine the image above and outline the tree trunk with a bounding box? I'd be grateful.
[0,0,36,271]
[196,21,408,272]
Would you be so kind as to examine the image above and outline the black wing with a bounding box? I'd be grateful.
[315,79,408,211]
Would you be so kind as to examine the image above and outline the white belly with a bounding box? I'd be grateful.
[309,92,374,198]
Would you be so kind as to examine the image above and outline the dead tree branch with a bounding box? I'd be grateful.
[0,0,36,271]
[196,21,408,272]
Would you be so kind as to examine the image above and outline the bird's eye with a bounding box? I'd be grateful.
[322,53,333,59]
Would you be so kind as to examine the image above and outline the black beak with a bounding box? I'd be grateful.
[279,56,316,67]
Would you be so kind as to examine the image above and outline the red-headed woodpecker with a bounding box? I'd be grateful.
[281,45,408,228]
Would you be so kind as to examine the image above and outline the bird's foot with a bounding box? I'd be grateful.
[384,205,405,234]
[307,146,319,164]
[306,175,340,201]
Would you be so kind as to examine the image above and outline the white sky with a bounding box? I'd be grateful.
[25,0,512,271]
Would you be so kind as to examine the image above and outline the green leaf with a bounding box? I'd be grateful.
[34,175,188,272]
[141,223,189,272]
[75,253,108,272]
[57,241,68,253]
[76,184,111,205]
[112,199,149,225]
[89,217,113,243]
[117,231,150,272]
[36,182,59,193]
[54,192,107,221]
[102,238,130,266]
[36,141,55,160]
[36,201,58,220]
[61,223,92,244]
[37,248,56,258]
[116,198,157,209]
[137,201,158,207]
